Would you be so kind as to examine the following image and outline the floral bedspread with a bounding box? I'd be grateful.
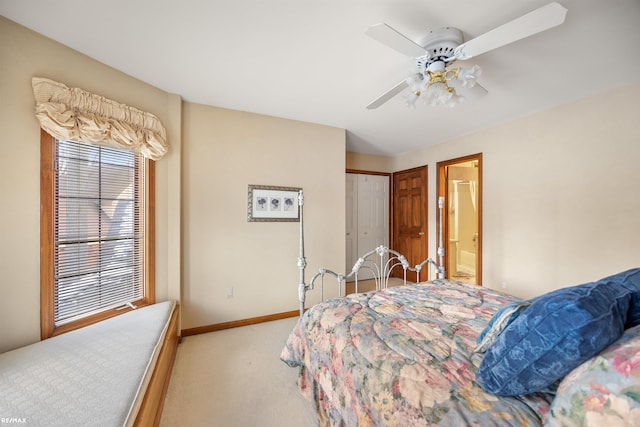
[546,323,640,426]
[280,280,555,426]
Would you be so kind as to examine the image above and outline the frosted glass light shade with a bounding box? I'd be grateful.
[426,82,453,106]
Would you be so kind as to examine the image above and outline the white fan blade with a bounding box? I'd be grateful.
[453,2,567,60]
[365,23,427,58]
[366,80,409,109]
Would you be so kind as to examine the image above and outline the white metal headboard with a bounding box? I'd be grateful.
[297,190,446,316]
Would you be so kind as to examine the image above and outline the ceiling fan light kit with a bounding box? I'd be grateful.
[406,60,482,108]
[365,2,568,110]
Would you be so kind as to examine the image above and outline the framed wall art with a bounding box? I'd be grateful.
[247,184,301,222]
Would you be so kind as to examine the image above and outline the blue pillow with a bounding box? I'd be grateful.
[475,301,531,353]
[476,268,640,396]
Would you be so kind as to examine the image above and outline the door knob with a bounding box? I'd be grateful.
[418,232,425,236]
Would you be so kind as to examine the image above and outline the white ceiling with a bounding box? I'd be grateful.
[2,0,640,155]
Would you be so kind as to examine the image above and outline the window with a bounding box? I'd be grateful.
[40,130,155,338]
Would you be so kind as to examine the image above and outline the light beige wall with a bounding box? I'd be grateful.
[392,83,640,299]
[0,16,345,351]
[0,17,181,352]
[3,12,638,351]
[346,151,394,172]
[181,103,345,329]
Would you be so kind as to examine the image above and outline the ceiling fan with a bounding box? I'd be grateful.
[365,2,567,109]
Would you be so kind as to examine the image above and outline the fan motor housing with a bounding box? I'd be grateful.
[416,27,463,68]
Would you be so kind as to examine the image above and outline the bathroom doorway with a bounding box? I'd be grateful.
[437,154,482,285]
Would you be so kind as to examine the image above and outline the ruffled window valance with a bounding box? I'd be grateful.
[32,77,168,160]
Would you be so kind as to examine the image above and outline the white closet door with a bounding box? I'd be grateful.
[357,174,389,253]
[345,174,358,273]
[346,174,390,280]
[372,176,390,249]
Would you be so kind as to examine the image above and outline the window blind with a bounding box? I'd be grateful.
[54,139,145,325]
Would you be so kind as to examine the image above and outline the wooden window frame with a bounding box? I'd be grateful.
[40,129,156,339]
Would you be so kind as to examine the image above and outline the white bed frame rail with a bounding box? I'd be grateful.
[297,190,446,316]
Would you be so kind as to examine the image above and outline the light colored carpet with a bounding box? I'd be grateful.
[159,317,317,427]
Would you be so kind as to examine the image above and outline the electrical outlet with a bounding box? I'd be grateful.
[501,281,508,290]
[226,287,234,298]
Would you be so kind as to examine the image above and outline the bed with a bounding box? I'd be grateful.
[281,190,640,426]
[0,300,179,427]
[282,279,555,425]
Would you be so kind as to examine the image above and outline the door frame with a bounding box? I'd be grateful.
[436,153,483,285]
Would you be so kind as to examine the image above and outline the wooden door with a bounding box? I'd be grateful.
[392,166,428,282]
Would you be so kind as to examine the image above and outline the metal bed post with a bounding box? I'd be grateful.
[297,190,307,316]
[438,196,446,279]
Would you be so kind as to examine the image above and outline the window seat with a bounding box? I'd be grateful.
[0,300,179,427]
